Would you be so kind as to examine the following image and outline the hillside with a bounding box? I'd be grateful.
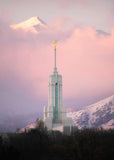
[67,95,114,129]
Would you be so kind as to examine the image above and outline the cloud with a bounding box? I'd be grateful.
[0,17,114,116]
[59,0,86,8]
[59,27,114,99]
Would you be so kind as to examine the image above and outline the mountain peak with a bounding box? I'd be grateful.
[21,16,46,26]
[10,16,46,33]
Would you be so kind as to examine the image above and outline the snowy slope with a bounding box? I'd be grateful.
[67,95,114,129]
[10,16,46,33]
[101,119,114,129]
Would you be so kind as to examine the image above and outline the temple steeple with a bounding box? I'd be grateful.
[44,41,73,129]
[53,40,58,74]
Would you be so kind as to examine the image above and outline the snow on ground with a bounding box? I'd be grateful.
[101,119,114,129]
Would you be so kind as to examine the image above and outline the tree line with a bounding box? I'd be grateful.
[0,120,114,160]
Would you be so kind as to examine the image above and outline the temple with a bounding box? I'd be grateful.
[44,41,73,130]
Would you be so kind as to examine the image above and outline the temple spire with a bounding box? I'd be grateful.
[53,40,57,74]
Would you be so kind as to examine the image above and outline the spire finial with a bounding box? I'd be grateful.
[54,40,57,50]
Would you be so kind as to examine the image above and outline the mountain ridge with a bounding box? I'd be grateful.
[67,95,114,129]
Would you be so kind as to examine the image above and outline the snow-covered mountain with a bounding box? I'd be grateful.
[10,16,46,33]
[67,95,114,129]
[10,16,109,36]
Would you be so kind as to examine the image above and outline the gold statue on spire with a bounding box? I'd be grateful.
[54,40,57,50]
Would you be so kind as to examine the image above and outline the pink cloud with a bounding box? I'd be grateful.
[59,0,86,8]
[0,18,114,114]
[57,27,114,99]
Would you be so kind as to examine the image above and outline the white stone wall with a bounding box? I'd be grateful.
[45,117,53,129]
[44,68,73,130]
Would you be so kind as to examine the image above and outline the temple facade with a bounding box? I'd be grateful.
[44,41,73,129]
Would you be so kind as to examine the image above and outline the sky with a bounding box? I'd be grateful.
[0,0,114,117]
